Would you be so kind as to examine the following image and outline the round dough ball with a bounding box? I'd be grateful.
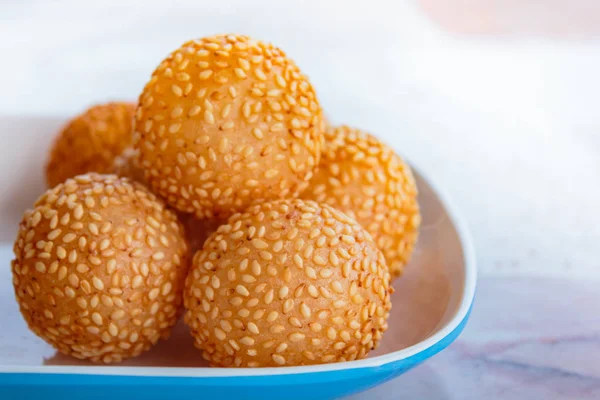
[302,126,420,279]
[46,102,135,187]
[134,34,325,220]
[11,173,189,363]
[184,199,392,368]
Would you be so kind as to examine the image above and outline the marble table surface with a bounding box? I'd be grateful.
[353,276,600,399]
[0,1,598,399]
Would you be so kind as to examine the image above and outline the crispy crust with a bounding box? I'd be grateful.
[134,34,325,220]
[184,199,392,367]
[46,102,135,187]
[12,174,189,363]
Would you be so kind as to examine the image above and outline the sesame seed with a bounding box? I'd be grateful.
[218,138,229,153]
[313,254,326,266]
[169,123,181,133]
[234,68,247,79]
[148,288,159,300]
[106,258,117,274]
[199,70,213,80]
[300,302,311,318]
[240,336,254,346]
[111,309,125,320]
[56,246,66,259]
[101,295,114,307]
[88,223,99,235]
[275,74,286,88]
[262,168,279,179]
[220,104,232,118]
[87,326,100,335]
[333,300,346,309]
[188,105,201,117]
[47,229,61,240]
[293,254,303,268]
[76,263,89,273]
[35,262,46,273]
[270,325,285,334]
[91,277,104,290]
[288,333,305,342]
[171,84,183,96]
[31,212,42,226]
[236,285,250,297]
[251,238,268,249]
[272,354,285,365]
[68,274,79,287]
[92,312,103,325]
[176,73,190,82]
[267,311,278,322]
[76,297,87,309]
[254,68,267,81]
[72,204,84,220]
[238,58,250,70]
[283,298,294,313]
[214,328,226,341]
[251,128,264,140]
[247,322,260,334]
[204,110,215,124]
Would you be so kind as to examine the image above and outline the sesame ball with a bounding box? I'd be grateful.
[134,34,325,220]
[11,174,189,363]
[302,126,421,279]
[46,102,135,188]
[184,199,392,367]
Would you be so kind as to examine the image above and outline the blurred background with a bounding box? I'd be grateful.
[1,0,599,273]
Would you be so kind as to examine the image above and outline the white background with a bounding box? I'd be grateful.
[1,0,599,278]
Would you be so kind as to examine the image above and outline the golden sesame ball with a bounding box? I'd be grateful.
[302,126,421,279]
[11,173,189,364]
[134,34,325,220]
[46,102,136,188]
[184,199,392,368]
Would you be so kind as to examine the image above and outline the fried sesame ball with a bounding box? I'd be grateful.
[11,173,189,363]
[134,34,325,220]
[184,199,392,368]
[302,126,420,279]
[46,102,135,188]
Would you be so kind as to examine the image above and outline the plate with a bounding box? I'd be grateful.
[0,117,476,399]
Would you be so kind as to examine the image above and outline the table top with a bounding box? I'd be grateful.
[0,1,598,398]
[352,275,600,399]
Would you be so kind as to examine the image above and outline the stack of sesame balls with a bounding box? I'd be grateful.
[12,34,420,367]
